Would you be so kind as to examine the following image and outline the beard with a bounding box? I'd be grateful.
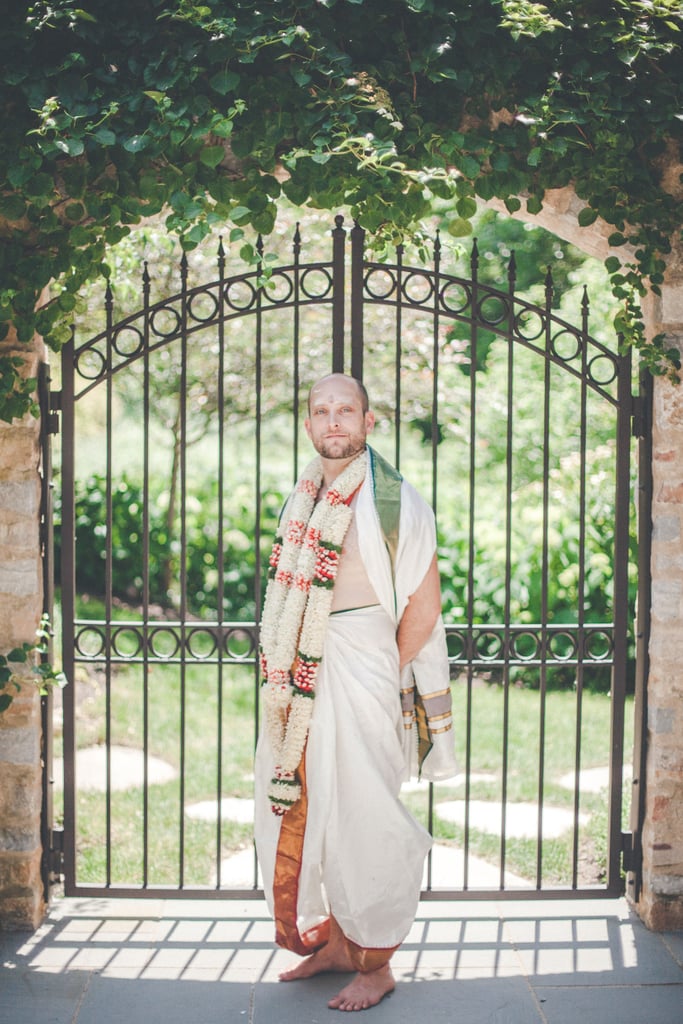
[314,434,367,460]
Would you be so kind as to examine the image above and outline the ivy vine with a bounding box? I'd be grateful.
[0,615,67,713]
[1,0,681,420]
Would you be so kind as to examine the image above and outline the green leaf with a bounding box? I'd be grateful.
[447,217,473,238]
[210,69,240,96]
[526,195,543,215]
[123,135,149,153]
[0,196,27,220]
[578,207,599,227]
[504,196,522,213]
[65,202,85,222]
[199,145,225,168]
[608,232,627,247]
[527,148,543,167]
[456,155,481,179]
[456,196,477,219]
[55,138,85,157]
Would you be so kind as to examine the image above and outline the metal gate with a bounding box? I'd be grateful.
[48,215,649,900]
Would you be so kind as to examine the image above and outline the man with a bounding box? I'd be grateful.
[255,373,457,1012]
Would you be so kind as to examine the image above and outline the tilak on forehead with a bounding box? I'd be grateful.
[309,374,367,406]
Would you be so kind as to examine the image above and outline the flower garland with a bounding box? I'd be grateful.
[259,449,368,814]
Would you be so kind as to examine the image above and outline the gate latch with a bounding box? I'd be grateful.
[49,826,65,880]
[47,390,61,435]
[631,396,647,438]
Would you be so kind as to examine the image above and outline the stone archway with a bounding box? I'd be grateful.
[498,189,683,930]
[1,192,682,930]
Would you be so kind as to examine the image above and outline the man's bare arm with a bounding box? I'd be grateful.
[396,553,442,671]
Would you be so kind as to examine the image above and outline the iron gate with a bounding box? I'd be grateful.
[49,215,648,900]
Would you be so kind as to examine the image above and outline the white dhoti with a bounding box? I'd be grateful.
[255,605,432,953]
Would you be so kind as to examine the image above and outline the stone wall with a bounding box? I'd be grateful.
[638,238,683,930]
[0,330,46,930]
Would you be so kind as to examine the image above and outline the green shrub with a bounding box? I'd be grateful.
[54,474,283,621]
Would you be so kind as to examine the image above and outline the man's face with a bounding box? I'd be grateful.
[305,376,375,461]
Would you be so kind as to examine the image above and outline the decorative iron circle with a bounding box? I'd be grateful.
[587,353,618,387]
[478,293,509,327]
[263,270,294,305]
[440,280,471,315]
[75,626,105,659]
[112,626,143,659]
[585,628,613,661]
[445,630,466,660]
[300,267,333,300]
[75,345,107,382]
[514,307,546,341]
[150,305,182,338]
[149,626,181,660]
[112,326,144,359]
[188,288,219,324]
[224,279,257,311]
[364,268,397,300]
[474,629,503,661]
[187,627,218,660]
[512,630,541,661]
[225,628,255,659]
[402,272,434,305]
[548,630,578,662]
[550,329,582,364]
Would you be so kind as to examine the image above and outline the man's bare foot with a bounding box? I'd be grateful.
[279,920,355,981]
[328,964,395,1012]
[279,942,355,981]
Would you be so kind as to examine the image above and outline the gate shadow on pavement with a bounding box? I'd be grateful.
[2,897,682,1024]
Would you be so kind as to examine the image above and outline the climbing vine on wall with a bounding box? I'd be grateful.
[1,0,681,419]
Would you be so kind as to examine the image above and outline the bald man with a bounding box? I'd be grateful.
[255,374,457,1011]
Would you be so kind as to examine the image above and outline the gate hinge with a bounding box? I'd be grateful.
[631,395,647,438]
[47,390,61,435]
[49,826,65,879]
[621,831,636,874]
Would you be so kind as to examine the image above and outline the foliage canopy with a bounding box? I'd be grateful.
[1,0,682,417]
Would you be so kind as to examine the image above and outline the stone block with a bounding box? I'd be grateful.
[651,580,682,622]
[0,685,41,729]
[0,430,38,476]
[0,849,41,891]
[0,519,39,546]
[0,892,45,931]
[0,827,41,852]
[649,842,683,870]
[648,705,675,735]
[0,724,40,765]
[0,481,38,516]
[661,281,683,323]
[0,763,41,821]
[8,599,43,645]
[652,514,681,542]
[0,558,41,597]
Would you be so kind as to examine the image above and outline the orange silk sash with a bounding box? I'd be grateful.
[272,750,399,970]
[272,749,330,956]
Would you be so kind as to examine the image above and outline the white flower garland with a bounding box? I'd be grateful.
[259,449,368,814]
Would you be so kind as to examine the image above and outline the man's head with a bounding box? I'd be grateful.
[305,373,375,461]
